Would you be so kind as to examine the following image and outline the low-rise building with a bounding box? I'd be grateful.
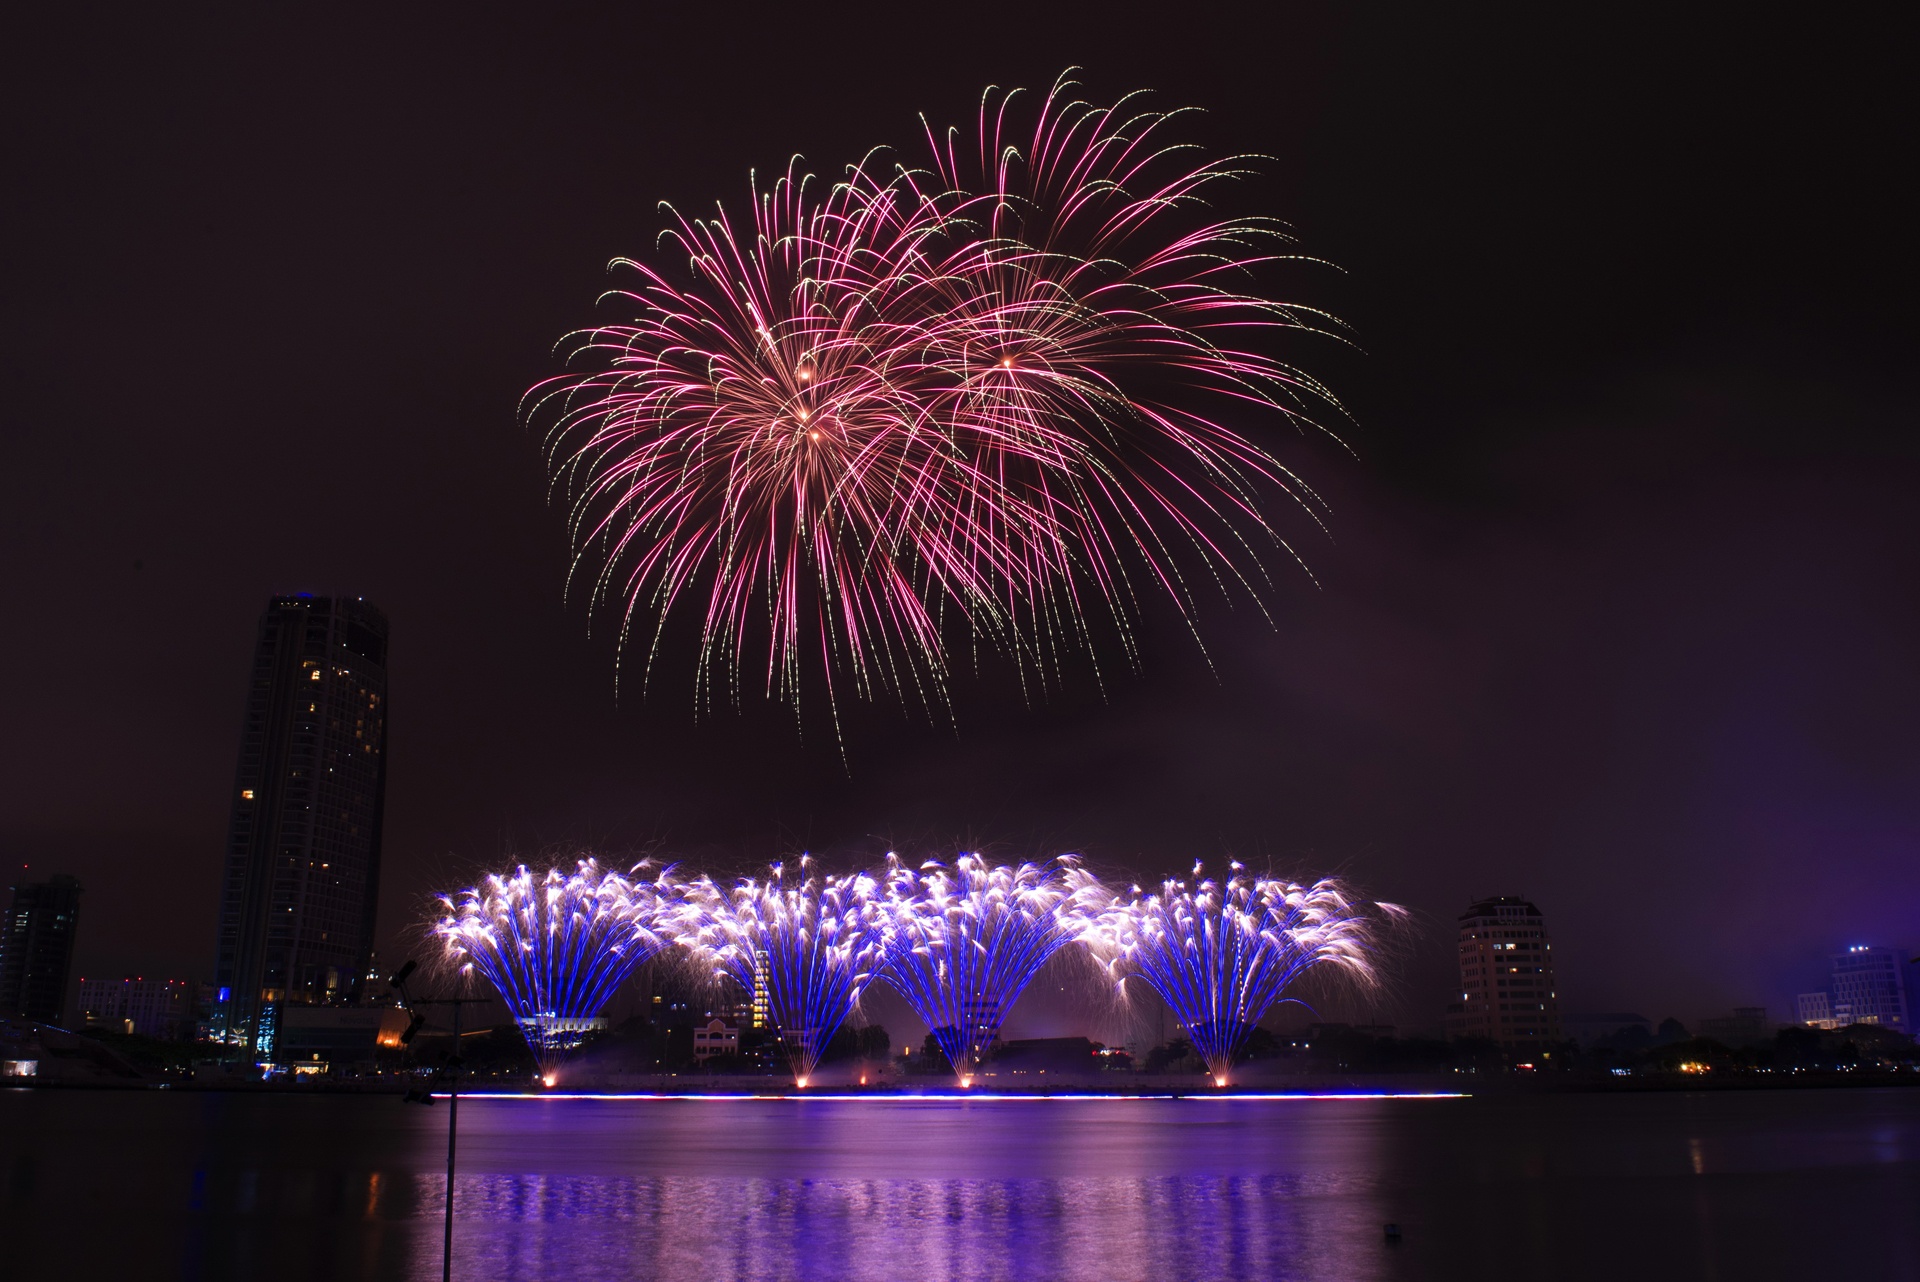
[692,1018,740,1062]
[1796,992,1838,1030]
[78,977,192,1039]
[275,1005,411,1073]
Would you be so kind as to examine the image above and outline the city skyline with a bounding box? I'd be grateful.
[2,11,1914,1282]
[2,8,1914,1031]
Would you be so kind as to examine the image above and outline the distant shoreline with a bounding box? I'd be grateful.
[10,1070,1917,1097]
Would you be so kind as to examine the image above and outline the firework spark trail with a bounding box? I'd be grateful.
[868,75,1352,666]
[677,858,886,1085]
[876,854,1100,1081]
[432,859,678,1076]
[1082,866,1400,1084]
[529,162,1072,732]
[528,74,1348,734]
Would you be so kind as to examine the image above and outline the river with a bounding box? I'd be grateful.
[2,1087,1916,1280]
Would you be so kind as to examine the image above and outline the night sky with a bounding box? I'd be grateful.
[4,6,1913,1035]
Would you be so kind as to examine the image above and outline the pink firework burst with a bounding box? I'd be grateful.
[528,72,1349,733]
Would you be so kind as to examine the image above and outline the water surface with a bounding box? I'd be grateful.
[3,1088,1916,1280]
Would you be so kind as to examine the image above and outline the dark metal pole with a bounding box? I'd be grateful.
[386,964,480,1282]
[443,999,461,1282]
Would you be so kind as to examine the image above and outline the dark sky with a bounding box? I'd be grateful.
[3,5,1913,1035]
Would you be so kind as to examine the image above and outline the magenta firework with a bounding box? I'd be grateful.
[1082,867,1400,1084]
[431,859,677,1076]
[528,73,1345,723]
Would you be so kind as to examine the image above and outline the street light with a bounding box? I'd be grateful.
[388,960,489,1282]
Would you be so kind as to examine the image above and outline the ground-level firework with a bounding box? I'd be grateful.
[432,859,675,1077]
[877,855,1095,1083]
[678,859,886,1086]
[1083,868,1400,1084]
[430,854,1397,1088]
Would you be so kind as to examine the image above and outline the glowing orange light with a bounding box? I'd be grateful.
[795,1076,809,1089]
[1000,356,1014,367]
[809,431,819,441]
[959,1076,973,1089]
[542,1073,557,1088]
[1213,1075,1228,1088]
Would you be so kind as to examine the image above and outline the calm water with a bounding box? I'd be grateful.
[3,1087,1917,1281]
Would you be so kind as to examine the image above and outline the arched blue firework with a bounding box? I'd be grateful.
[1085,866,1398,1084]
[678,858,886,1086]
[433,859,678,1078]
[877,854,1100,1082]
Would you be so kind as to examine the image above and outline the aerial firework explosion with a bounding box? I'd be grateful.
[877,854,1097,1082]
[1083,867,1399,1084]
[678,857,887,1086]
[432,859,677,1076]
[528,72,1345,730]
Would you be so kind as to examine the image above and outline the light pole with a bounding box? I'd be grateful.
[388,960,490,1282]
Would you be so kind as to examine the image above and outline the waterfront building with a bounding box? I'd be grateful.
[210,595,390,1061]
[515,1013,608,1059]
[0,875,83,1026]
[276,1005,411,1073]
[693,1018,741,1061]
[1796,992,1838,1030]
[1828,946,1910,1033]
[1443,895,1562,1048]
[77,976,191,1039]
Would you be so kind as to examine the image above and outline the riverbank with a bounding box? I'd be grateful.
[10,1066,1917,1096]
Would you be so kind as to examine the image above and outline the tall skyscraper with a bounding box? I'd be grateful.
[211,596,389,1061]
[1828,946,1911,1033]
[1443,895,1562,1049]
[0,875,83,1026]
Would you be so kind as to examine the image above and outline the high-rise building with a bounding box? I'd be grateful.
[0,875,83,1026]
[78,976,191,1039]
[750,949,771,1030]
[1828,946,1910,1033]
[1443,895,1562,1049]
[211,596,389,1061]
